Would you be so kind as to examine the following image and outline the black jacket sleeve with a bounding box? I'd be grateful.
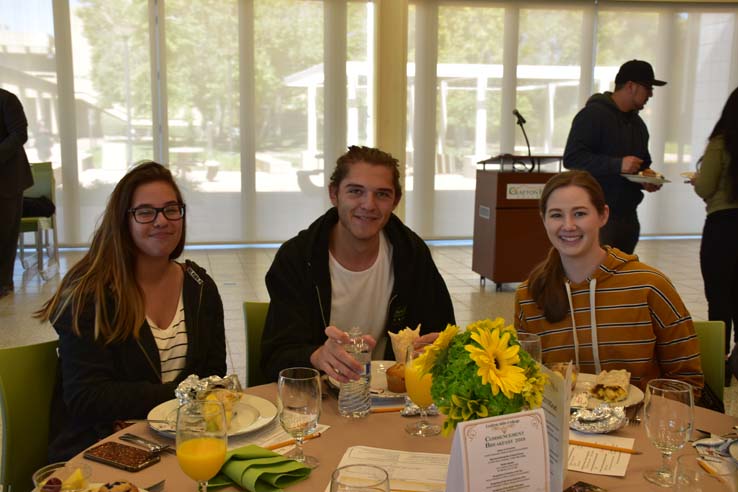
[191,270,227,378]
[261,243,325,381]
[0,90,29,161]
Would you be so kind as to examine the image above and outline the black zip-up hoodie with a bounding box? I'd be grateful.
[48,260,226,461]
[261,207,455,382]
[563,92,652,216]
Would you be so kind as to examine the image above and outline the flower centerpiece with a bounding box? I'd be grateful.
[414,317,547,435]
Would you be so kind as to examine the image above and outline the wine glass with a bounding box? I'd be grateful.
[674,454,738,491]
[176,400,228,492]
[330,464,390,491]
[643,379,694,487]
[277,367,322,468]
[405,343,441,437]
[517,332,542,363]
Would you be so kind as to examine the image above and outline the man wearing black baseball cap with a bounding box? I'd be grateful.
[563,59,667,254]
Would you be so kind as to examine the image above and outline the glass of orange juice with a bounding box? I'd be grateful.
[405,343,441,437]
[176,400,228,492]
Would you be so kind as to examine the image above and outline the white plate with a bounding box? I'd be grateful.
[572,373,645,409]
[147,394,277,438]
[680,171,697,180]
[622,173,671,185]
[328,360,406,399]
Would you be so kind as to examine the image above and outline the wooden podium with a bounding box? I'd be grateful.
[471,157,560,289]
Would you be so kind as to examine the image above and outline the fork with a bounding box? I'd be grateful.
[119,433,176,454]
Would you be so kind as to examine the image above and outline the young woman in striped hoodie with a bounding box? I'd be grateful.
[514,170,703,394]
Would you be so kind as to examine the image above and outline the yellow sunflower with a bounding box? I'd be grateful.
[414,324,458,375]
[465,328,526,398]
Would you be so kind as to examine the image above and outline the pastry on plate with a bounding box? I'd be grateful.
[590,369,630,402]
[385,362,406,393]
[96,481,139,492]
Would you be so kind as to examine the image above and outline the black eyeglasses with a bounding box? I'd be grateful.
[129,204,186,224]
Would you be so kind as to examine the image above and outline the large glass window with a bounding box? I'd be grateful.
[165,0,240,242]
[72,0,152,241]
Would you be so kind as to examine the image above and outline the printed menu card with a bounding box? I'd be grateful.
[540,363,572,492]
[446,408,550,492]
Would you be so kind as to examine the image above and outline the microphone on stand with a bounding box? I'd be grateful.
[512,109,534,171]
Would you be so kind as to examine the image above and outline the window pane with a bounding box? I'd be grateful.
[165,0,240,242]
[517,8,583,155]
[436,5,504,191]
[72,0,152,241]
[2,0,62,235]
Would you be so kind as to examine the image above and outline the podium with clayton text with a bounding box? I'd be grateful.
[471,156,561,289]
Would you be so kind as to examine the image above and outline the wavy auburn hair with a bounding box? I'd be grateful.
[36,161,186,344]
[527,170,607,322]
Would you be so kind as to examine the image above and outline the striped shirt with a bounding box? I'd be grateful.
[148,291,188,383]
[514,247,703,392]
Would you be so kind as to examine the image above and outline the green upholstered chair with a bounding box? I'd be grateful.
[0,340,58,492]
[19,162,58,277]
[243,301,270,387]
[694,320,725,402]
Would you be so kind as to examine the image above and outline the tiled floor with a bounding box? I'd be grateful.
[1,237,735,421]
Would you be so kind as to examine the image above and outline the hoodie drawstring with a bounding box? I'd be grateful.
[565,278,602,373]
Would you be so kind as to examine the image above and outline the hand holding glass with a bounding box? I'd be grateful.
[643,379,694,487]
[176,400,228,492]
[278,367,322,468]
[405,343,441,437]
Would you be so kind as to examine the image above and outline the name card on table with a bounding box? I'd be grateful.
[540,363,572,492]
[446,408,550,492]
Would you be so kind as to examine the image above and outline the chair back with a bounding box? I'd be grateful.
[694,320,725,402]
[0,341,58,492]
[243,302,270,387]
[23,162,55,201]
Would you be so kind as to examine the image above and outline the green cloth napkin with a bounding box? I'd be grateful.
[208,445,312,492]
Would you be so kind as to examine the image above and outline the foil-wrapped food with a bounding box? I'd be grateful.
[175,374,243,427]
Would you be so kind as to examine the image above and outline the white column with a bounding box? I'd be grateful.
[149,0,168,164]
[307,85,318,165]
[374,0,408,219]
[412,0,437,236]
[324,0,347,205]
[579,4,597,108]
[475,76,487,158]
[500,6,519,155]
[239,0,257,241]
[52,0,79,243]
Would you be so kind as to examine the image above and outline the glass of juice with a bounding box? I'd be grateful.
[176,400,228,492]
[405,343,441,437]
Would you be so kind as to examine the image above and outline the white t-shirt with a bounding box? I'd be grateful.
[329,231,394,359]
[148,291,188,383]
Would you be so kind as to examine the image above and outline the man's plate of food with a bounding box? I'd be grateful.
[147,391,277,438]
[621,170,671,185]
[571,370,644,409]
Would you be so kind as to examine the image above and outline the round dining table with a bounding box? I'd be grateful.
[71,383,738,491]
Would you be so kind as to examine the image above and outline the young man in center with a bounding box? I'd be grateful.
[261,146,455,382]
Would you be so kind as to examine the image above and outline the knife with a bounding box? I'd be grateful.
[120,433,176,455]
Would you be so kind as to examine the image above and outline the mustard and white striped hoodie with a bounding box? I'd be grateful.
[515,247,704,392]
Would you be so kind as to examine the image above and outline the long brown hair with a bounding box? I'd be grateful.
[36,161,186,344]
[527,170,607,322]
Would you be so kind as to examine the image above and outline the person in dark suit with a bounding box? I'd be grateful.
[0,88,33,297]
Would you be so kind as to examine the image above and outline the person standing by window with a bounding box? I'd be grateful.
[691,87,738,384]
[0,88,33,298]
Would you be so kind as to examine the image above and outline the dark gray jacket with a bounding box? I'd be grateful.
[261,208,456,382]
[563,92,651,216]
[48,261,226,461]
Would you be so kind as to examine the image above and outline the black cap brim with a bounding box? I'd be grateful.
[652,80,667,86]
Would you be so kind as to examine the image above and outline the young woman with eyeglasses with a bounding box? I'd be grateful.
[37,161,226,461]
